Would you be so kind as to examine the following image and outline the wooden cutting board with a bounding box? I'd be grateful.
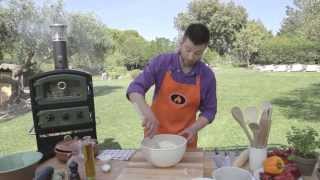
[116,151,204,180]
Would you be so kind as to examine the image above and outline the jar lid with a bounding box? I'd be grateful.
[55,138,79,152]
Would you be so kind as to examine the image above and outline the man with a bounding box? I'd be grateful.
[127,23,217,148]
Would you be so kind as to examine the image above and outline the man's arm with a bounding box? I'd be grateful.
[179,68,217,143]
[129,92,159,138]
[191,116,210,132]
[199,70,217,123]
[127,56,164,137]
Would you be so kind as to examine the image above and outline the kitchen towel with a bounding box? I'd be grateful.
[97,149,136,161]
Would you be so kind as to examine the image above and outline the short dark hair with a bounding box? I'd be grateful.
[184,23,210,45]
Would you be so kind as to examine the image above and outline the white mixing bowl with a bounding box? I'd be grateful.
[141,134,187,167]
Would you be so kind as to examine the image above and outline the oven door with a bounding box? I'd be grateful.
[33,74,88,105]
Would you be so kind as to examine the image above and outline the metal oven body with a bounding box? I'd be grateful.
[30,70,97,159]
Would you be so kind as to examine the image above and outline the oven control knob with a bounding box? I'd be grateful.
[62,113,69,120]
[77,112,83,119]
[46,114,55,121]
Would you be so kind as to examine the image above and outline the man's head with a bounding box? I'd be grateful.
[179,23,210,67]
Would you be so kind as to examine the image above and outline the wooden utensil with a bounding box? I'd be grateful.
[232,149,249,168]
[264,103,272,147]
[244,106,260,147]
[261,102,271,114]
[231,107,253,146]
[244,106,259,124]
[256,102,273,148]
[261,102,272,147]
[248,123,259,147]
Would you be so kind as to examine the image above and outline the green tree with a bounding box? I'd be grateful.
[107,29,149,69]
[0,0,66,71]
[280,0,320,41]
[257,35,320,64]
[120,32,147,68]
[0,0,113,74]
[0,3,16,61]
[232,20,272,66]
[67,12,113,72]
[174,0,247,55]
[107,29,175,69]
[203,48,219,65]
[145,37,175,60]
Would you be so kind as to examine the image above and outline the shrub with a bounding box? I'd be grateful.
[129,69,141,79]
[286,126,320,158]
[105,66,127,79]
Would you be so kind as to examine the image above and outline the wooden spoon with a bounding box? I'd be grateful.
[261,101,273,147]
[264,104,272,147]
[245,107,260,147]
[231,107,253,146]
[261,101,272,114]
[244,106,259,124]
[248,123,259,147]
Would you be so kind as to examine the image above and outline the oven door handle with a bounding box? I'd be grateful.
[28,125,36,135]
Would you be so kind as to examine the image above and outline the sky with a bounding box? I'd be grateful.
[58,0,294,41]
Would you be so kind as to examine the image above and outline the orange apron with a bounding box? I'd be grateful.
[150,71,200,148]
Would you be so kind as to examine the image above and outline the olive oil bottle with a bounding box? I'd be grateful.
[82,138,96,180]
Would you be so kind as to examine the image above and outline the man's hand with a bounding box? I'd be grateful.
[129,92,159,138]
[141,110,159,138]
[178,127,197,143]
[178,116,210,144]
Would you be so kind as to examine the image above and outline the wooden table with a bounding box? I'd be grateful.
[38,150,317,180]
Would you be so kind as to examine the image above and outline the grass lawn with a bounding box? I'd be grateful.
[1,67,320,156]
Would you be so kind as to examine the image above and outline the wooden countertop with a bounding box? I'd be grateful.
[37,150,317,180]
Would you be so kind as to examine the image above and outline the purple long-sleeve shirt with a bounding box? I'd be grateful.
[127,52,217,123]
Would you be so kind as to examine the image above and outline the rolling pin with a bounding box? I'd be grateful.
[232,149,249,168]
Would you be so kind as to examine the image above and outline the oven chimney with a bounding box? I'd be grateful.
[50,24,68,69]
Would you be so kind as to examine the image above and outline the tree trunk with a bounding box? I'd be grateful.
[246,52,251,67]
[25,50,35,67]
[19,50,36,76]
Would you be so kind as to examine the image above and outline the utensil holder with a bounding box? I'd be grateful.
[249,146,267,172]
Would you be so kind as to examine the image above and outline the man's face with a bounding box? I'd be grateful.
[179,37,207,67]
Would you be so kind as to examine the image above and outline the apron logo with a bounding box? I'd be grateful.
[170,93,186,105]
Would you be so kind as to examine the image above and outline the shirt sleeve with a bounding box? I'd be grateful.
[199,72,217,123]
[126,56,160,99]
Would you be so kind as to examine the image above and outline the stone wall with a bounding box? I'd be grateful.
[253,64,320,72]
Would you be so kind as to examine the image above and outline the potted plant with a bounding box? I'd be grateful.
[286,126,320,176]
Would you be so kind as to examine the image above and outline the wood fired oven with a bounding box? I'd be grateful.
[29,24,97,160]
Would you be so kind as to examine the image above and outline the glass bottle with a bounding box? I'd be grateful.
[68,161,81,180]
[66,139,85,180]
[82,136,96,180]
